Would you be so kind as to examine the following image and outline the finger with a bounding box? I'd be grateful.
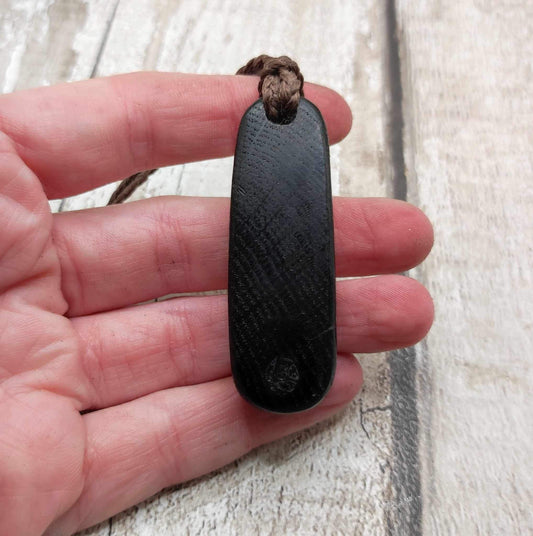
[74,275,432,410]
[0,132,54,292]
[48,354,362,534]
[53,196,434,316]
[0,72,352,199]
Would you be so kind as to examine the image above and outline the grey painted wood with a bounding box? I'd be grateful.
[396,2,533,534]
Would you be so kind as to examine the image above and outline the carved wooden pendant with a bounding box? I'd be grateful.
[228,98,336,413]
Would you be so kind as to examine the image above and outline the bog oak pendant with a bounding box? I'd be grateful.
[228,98,336,413]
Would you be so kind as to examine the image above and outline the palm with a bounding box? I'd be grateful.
[0,73,433,535]
[0,154,86,533]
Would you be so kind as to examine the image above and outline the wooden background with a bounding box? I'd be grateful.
[2,0,532,534]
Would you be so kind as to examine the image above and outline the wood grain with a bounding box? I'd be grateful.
[229,99,336,413]
[397,1,533,534]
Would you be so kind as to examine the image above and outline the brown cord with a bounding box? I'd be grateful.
[107,55,304,205]
[107,169,156,205]
[236,54,304,124]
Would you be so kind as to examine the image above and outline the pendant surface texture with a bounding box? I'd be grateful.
[229,98,336,413]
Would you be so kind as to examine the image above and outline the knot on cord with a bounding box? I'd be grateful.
[237,54,304,124]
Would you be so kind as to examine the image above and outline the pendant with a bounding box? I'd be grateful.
[228,98,336,413]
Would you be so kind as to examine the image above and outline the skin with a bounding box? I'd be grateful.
[0,72,434,535]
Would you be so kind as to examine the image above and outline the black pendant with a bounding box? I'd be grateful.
[228,98,336,413]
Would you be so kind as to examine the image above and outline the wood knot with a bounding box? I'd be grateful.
[237,55,304,124]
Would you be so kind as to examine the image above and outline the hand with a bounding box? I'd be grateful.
[0,72,434,535]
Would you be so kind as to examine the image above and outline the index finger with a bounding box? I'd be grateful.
[0,72,352,199]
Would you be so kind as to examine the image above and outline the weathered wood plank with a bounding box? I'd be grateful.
[396,1,533,534]
[66,1,396,535]
[0,0,117,91]
[0,0,119,212]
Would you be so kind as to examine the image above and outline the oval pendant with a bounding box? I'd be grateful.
[228,98,336,413]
